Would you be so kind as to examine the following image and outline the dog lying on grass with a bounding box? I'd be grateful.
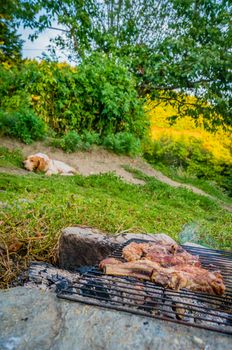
[23,153,78,176]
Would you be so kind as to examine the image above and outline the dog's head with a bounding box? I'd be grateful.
[23,153,50,172]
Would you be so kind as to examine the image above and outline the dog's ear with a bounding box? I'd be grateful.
[28,156,40,170]
[36,157,47,171]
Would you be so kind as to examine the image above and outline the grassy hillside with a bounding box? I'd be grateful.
[0,148,231,288]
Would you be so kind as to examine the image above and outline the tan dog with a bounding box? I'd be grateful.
[23,153,78,176]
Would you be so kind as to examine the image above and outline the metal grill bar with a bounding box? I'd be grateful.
[71,272,232,307]
[57,239,232,335]
[79,269,232,302]
[60,279,231,322]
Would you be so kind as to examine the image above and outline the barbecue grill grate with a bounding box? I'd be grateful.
[57,239,232,335]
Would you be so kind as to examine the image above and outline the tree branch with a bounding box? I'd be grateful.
[154,78,213,91]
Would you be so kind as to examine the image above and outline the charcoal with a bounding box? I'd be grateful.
[80,280,111,300]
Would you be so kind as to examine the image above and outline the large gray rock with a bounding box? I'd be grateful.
[58,226,176,269]
[0,287,231,350]
[113,232,177,245]
[58,226,117,269]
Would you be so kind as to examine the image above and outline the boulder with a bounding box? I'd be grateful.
[58,225,177,269]
[58,226,117,269]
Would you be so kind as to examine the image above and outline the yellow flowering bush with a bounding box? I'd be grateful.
[144,99,232,191]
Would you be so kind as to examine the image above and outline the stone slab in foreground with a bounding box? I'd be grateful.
[0,287,231,350]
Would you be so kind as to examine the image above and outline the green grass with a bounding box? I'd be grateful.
[150,163,232,205]
[0,147,24,168]
[0,147,231,287]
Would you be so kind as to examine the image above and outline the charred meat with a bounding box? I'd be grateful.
[99,242,225,295]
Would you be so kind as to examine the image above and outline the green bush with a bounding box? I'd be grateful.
[0,58,149,139]
[71,53,148,138]
[57,131,82,153]
[81,130,100,150]
[0,66,47,144]
[219,167,232,196]
[0,108,46,144]
[146,136,210,171]
[102,132,142,156]
[144,135,232,193]
[50,131,141,156]
[50,130,100,153]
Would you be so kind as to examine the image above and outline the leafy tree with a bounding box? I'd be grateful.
[17,1,232,126]
[0,0,24,62]
[18,1,173,60]
[143,0,232,128]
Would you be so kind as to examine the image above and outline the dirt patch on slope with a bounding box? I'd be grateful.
[1,137,145,185]
[1,137,232,212]
[0,167,30,176]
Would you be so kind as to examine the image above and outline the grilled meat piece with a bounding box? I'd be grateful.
[103,259,155,280]
[122,242,201,267]
[122,242,180,262]
[100,241,225,295]
[100,258,225,295]
[151,264,225,295]
[99,258,121,270]
[122,242,150,261]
